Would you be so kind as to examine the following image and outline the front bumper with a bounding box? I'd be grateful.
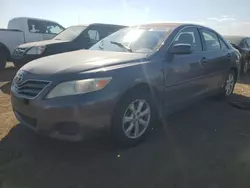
[12,54,42,65]
[11,91,118,141]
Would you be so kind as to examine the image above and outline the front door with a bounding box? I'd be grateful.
[164,27,206,108]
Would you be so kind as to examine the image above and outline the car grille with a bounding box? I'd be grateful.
[14,47,27,56]
[14,80,50,99]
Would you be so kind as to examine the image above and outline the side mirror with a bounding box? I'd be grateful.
[169,43,192,55]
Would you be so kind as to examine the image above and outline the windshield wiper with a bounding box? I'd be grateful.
[110,41,133,52]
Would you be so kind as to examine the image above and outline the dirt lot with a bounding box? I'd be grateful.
[1,66,250,188]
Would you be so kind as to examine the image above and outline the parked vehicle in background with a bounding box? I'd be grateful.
[12,23,126,68]
[11,23,240,147]
[0,17,65,69]
[223,35,250,75]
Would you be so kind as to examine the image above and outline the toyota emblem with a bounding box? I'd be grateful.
[14,71,24,86]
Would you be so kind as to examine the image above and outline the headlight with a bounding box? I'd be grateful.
[26,46,46,55]
[46,77,112,99]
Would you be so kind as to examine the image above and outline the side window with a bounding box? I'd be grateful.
[88,30,100,43]
[240,40,247,48]
[98,26,123,39]
[44,22,64,35]
[173,27,202,53]
[246,39,250,47]
[219,38,228,50]
[200,29,220,50]
[28,19,64,34]
[28,19,41,33]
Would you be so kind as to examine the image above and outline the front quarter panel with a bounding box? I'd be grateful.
[88,58,165,104]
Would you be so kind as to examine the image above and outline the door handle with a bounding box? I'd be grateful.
[200,57,207,64]
[227,53,231,58]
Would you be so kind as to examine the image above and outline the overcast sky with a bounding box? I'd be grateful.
[1,0,250,35]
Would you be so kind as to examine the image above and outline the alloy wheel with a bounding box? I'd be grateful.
[225,73,235,96]
[122,99,151,139]
[244,60,248,74]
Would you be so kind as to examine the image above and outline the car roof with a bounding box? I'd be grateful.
[129,22,208,30]
[70,23,127,28]
[10,17,60,23]
[89,23,127,27]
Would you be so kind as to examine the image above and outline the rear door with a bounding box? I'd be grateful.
[25,19,44,42]
[26,19,64,42]
[199,28,230,92]
[164,27,206,107]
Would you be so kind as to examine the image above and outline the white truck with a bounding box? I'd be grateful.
[0,17,65,69]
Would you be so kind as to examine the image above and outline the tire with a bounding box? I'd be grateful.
[241,59,249,75]
[111,89,157,147]
[0,51,7,70]
[217,70,236,100]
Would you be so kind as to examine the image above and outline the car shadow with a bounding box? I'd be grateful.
[228,93,250,110]
[1,96,250,188]
[0,82,11,94]
[0,67,17,82]
[0,66,17,95]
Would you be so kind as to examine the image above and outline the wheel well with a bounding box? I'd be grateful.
[0,43,10,61]
[120,83,160,102]
[112,83,161,119]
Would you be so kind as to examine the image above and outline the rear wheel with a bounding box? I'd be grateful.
[217,70,236,99]
[241,59,249,75]
[111,89,157,147]
[0,51,7,70]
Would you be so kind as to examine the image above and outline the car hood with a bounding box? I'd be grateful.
[19,39,69,48]
[21,50,147,75]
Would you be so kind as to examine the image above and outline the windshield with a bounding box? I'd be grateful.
[53,26,87,41]
[90,27,174,53]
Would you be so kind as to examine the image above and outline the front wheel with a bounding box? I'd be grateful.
[111,90,157,147]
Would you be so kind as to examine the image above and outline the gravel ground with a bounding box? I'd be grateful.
[1,66,250,188]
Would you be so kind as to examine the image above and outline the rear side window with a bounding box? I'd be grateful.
[84,25,124,45]
[246,38,250,47]
[88,30,100,42]
[200,29,220,50]
[219,37,229,50]
[28,19,64,34]
[173,27,202,53]
[239,40,247,48]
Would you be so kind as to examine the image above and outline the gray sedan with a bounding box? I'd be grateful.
[11,23,240,147]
